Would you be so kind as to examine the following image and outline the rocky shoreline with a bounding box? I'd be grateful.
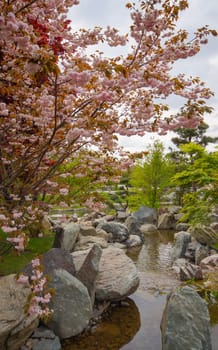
[0,206,218,349]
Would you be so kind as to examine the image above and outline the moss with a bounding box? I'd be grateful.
[211,242,218,250]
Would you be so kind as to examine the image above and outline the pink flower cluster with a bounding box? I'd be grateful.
[18,258,53,319]
[7,234,25,252]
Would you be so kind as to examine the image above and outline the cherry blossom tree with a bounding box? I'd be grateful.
[0,0,217,242]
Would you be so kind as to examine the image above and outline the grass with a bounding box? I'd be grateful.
[0,229,54,276]
[212,242,218,250]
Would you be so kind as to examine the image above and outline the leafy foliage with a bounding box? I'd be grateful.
[128,141,175,209]
[171,144,218,225]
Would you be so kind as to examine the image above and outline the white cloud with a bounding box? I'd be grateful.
[209,55,218,67]
[68,0,218,152]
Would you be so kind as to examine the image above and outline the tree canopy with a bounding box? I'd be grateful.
[0,0,217,244]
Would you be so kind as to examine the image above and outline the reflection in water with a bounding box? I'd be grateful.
[121,291,167,350]
[127,230,175,272]
[63,298,140,350]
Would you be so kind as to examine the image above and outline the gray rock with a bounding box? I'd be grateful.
[97,221,129,243]
[140,223,158,234]
[116,210,129,222]
[161,286,212,350]
[79,223,96,236]
[95,246,139,301]
[31,326,61,350]
[208,213,218,223]
[171,231,191,261]
[72,244,102,305]
[179,262,203,281]
[0,274,38,350]
[189,224,218,246]
[195,243,209,265]
[110,242,127,250]
[172,258,187,274]
[23,248,75,277]
[184,241,198,262]
[95,228,110,241]
[53,222,80,252]
[168,206,181,214]
[125,215,144,239]
[172,259,203,281]
[74,235,108,251]
[133,206,157,225]
[126,234,143,248]
[210,222,218,231]
[175,222,189,231]
[200,254,218,270]
[47,269,92,339]
[158,213,176,230]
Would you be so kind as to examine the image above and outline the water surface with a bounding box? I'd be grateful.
[63,230,218,350]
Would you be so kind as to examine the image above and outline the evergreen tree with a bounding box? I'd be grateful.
[171,122,218,148]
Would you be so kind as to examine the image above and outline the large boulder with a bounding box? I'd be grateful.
[47,269,92,339]
[95,246,139,301]
[23,248,76,277]
[0,274,39,350]
[161,286,212,350]
[72,244,102,305]
[133,206,157,225]
[189,225,218,246]
[96,221,129,243]
[53,222,80,252]
[170,231,191,262]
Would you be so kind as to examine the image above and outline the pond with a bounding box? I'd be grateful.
[62,230,218,350]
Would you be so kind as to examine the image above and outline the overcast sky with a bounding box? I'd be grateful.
[68,0,218,152]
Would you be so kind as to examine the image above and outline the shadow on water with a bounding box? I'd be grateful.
[62,230,218,350]
[63,297,141,350]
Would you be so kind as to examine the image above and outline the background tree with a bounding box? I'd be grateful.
[171,143,218,225]
[171,122,218,148]
[128,141,175,209]
[168,122,218,204]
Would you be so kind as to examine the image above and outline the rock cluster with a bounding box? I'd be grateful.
[1,208,146,349]
[1,205,217,349]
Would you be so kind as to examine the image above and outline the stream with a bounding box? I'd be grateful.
[63,230,218,350]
